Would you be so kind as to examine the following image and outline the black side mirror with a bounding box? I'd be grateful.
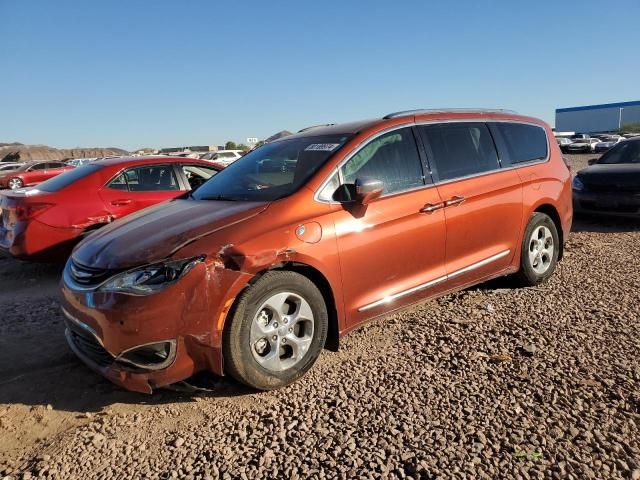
[588,158,598,166]
[354,177,384,205]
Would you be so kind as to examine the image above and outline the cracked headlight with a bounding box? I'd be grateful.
[99,256,205,295]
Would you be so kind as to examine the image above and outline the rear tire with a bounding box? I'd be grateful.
[512,212,560,287]
[223,271,328,390]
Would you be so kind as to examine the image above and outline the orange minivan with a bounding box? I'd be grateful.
[60,109,572,393]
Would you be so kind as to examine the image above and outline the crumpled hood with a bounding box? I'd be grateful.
[72,198,270,269]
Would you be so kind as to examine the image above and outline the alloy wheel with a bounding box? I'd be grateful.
[250,291,314,372]
[528,225,554,275]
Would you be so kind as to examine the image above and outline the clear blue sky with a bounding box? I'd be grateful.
[1,0,638,151]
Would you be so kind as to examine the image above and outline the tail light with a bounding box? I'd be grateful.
[14,202,54,221]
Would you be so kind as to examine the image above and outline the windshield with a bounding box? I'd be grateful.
[597,141,639,164]
[38,164,104,192]
[191,134,352,201]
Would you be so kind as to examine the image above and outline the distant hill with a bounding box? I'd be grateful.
[0,143,129,162]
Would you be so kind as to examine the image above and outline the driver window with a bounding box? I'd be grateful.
[340,128,425,195]
[181,165,219,189]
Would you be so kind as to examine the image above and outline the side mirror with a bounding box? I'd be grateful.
[354,177,384,205]
[588,158,598,166]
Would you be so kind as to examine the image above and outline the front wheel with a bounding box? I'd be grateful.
[512,212,560,287]
[223,271,328,390]
[8,178,23,190]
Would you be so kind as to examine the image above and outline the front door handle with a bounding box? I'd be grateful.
[420,202,445,214]
[111,199,133,206]
[445,195,465,207]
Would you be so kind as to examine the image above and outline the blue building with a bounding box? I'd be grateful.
[555,100,640,133]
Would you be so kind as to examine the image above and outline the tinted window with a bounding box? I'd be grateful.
[597,140,640,164]
[341,128,424,195]
[192,134,352,202]
[494,123,548,164]
[420,123,499,181]
[46,162,65,169]
[126,165,179,191]
[29,163,47,171]
[38,164,103,192]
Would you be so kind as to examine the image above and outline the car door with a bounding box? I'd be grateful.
[417,122,522,288]
[24,163,48,184]
[44,162,68,181]
[328,127,447,327]
[98,164,183,219]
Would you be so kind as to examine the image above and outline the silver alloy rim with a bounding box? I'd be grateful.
[8,178,22,190]
[250,291,314,372]
[528,225,554,275]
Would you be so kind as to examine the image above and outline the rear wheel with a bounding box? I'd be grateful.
[8,178,23,190]
[512,212,560,287]
[223,271,328,390]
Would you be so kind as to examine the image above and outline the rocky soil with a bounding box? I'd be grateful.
[0,154,639,479]
[0,143,128,162]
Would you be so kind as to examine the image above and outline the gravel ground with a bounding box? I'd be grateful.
[1,154,639,479]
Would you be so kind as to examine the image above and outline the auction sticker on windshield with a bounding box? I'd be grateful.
[305,143,341,151]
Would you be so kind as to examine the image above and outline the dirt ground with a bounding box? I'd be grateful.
[0,154,639,479]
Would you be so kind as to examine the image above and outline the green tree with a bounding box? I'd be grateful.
[236,143,249,151]
[225,141,237,150]
[617,122,640,134]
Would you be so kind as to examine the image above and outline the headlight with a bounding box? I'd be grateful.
[99,256,205,295]
[572,176,584,192]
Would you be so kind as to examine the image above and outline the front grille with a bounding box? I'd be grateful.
[67,328,114,368]
[68,260,115,286]
[586,183,640,194]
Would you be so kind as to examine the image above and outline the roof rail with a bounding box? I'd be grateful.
[297,123,335,133]
[383,108,517,119]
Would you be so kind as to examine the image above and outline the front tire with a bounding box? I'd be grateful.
[8,178,23,190]
[512,212,560,287]
[223,271,328,390]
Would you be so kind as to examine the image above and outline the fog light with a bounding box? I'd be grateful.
[116,340,176,370]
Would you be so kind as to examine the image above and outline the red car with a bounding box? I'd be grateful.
[0,156,222,261]
[0,161,74,190]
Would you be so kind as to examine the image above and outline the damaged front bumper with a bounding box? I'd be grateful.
[60,258,252,393]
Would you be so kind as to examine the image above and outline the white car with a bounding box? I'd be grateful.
[594,136,625,153]
[199,150,244,166]
[565,137,600,153]
[0,162,23,173]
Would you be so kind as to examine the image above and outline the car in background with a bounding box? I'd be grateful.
[0,161,73,190]
[58,109,571,393]
[594,136,625,153]
[573,136,640,216]
[571,133,590,140]
[199,150,244,166]
[66,158,97,168]
[565,138,600,153]
[0,163,23,173]
[556,137,573,152]
[0,156,222,261]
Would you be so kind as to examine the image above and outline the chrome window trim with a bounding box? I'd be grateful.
[358,249,511,312]
[313,119,550,204]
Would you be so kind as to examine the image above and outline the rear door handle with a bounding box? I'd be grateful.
[445,195,465,207]
[420,202,445,214]
[111,199,132,206]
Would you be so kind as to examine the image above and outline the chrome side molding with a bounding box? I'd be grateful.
[358,250,511,312]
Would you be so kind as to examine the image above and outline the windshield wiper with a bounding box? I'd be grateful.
[196,194,239,201]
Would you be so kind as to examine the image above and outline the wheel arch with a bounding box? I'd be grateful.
[234,261,341,352]
[532,203,564,260]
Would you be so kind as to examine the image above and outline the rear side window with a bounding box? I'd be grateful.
[341,127,425,195]
[38,164,103,192]
[419,123,500,182]
[29,163,47,171]
[493,123,548,164]
[107,165,180,192]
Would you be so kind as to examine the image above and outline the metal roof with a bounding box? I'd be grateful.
[556,100,640,113]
